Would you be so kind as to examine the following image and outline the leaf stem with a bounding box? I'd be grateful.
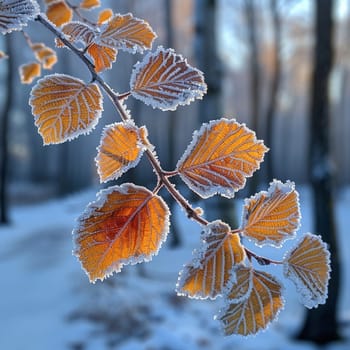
[118,91,132,100]
[245,247,283,265]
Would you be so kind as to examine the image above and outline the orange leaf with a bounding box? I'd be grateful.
[241,180,300,247]
[97,8,113,24]
[59,21,96,46]
[218,268,284,336]
[80,0,100,9]
[176,221,245,299]
[29,74,103,144]
[0,0,39,34]
[95,122,146,183]
[34,47,57,69]
[130,46,207,111]
[46,1,72,27]
[177,119,268,198]
[284,233,330,308]
[87,43,117,72]
[19,62,41,84]
[73,184,170,282]
[99,13,156,53]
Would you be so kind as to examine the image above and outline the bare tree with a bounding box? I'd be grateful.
[264,0,281,181]
[244,0,261,194]
[0,36,14,224]
[297,0,341,343]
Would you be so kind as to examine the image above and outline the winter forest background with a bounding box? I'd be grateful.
[0,0,350,349]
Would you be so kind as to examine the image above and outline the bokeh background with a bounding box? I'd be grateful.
[0,0,349,349]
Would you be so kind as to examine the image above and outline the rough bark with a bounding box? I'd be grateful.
[0,36,14,224]
[297,0,341,343]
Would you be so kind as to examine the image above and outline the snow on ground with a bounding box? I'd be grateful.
[0,186,349,350]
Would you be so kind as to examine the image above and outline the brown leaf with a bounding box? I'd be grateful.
[176,221,245,299]
[19,62,41,84]
[29,74,103,144]
[73,184,170,282]
[177,119,268,198]
[284,233,331,308]
[241,180,300,246]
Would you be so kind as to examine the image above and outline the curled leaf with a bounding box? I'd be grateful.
[130,46,207,111]
[177,119,268,198]
[29,74,103,144]
[19,62,41,84]
[0,0,39,34]
[241,180,300,247]
[99,13,156,53]
[73,183,170,282]
[284,233,331,308]
[176,220,245,299]
[96,122,147,183]
[218,269,284,336]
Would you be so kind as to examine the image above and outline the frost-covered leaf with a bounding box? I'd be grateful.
[46,0,72,27]
[176,220,245,300]
[96,122,146,183]
[29,74,103,144]
[87,43,117,72]
[97,8,112,24]
[80,0,100,9]
[241,180,300,247]
[73,183,170,282]
[130,46,207,111]
[284,233,330,308]
[19,62,41,84]
[217,269,284,336]
[0,0,39,34]
[99,13,156,53]
[59,21,96,46]
[177,119,268,198]
[223,266,253,303]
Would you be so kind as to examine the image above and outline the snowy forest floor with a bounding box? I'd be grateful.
[0,185,350,350]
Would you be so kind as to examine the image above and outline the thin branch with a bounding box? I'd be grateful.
[66,0,97,27]
[36,13,208,227]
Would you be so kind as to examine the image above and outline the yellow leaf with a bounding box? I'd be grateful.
[0,0,39,34]
[73,184,170,282]
[284,233,331,308]
[19,62,41,84]
[95,122,146,183]
[176,221,245,299]
[29,74,103,144]
[218,268,284,336]
[100,13,156,53]
[80,0,100,9]
[46,1,73,27]
[130,46,207,111]
[241,180,300,246]
[97,8,113,24]
[177,119,268,198]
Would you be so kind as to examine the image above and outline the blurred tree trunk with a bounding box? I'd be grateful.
[265,0,281,182]
[165,0,181,247]
[297,0,341,343]
[0,36,14,224]
[195,0,236,228]
[244,0,261,195]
